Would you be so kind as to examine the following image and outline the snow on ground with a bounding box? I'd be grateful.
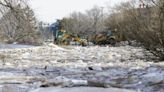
[0,44,163,92]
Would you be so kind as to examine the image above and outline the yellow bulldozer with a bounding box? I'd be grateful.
[90,29,126,45]
[91,34,116,45]
[90,31,117,45]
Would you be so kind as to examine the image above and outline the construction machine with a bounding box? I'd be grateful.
[52,28,87,46]
[60,33,87,46]
[91,31,117,45]
[51,20,87,46]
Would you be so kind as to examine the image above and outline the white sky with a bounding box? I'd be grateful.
[30,0,126,23]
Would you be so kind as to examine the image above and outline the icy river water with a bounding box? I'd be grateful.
[0,44,164,92]
[0,44,34,49]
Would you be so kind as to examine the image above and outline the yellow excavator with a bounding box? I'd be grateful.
[54,29,87,46]
[51,20,87,46]
[91,31,116,45]
[90,29,127,45]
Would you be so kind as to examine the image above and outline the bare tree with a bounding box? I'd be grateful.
[86,6,105,34]
[60,6,105,40]
[0,0,42,44]
[104,0,164,60]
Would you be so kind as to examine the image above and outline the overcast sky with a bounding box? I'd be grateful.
[30,0,125,23]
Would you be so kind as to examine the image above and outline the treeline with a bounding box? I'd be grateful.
[59,6,105,39]
[109,0,164,60]
[57,5,130,42]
